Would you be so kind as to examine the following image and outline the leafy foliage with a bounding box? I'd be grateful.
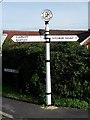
[2,39,90,106]
[53,97,88,109]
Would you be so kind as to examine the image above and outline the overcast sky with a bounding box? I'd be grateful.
[1,1,89,31]
[88,1,90,29]
[2,0,90,2]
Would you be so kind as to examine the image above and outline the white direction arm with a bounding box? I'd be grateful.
[11,35,45,42]
[49,35,79,42]
[11,35,79,42]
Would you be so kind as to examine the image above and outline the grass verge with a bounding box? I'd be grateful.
[2,86,39,104]
[53,97,89,110]
[2,85,89,110]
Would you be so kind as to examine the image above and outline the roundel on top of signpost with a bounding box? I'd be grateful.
[41,9,53,22]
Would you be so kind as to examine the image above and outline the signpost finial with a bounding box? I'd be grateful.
[41,9,53,22]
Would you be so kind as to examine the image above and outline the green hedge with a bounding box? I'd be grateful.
[2,39,90,104]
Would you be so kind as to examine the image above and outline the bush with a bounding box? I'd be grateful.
[2,39,90,104]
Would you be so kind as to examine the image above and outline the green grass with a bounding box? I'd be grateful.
[0,85,2,94]
[2,85,89,110]
[2,85,39,104]
[53,97,89,110]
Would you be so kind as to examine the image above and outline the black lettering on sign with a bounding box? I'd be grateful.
[16,36,28,38]
[65,37,74,39]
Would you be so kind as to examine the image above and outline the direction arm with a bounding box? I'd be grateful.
[11,35,45,42]
[49,35,79,42]
[11,35,79,42]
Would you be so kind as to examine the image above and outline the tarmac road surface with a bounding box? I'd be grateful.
[1,97,89,119]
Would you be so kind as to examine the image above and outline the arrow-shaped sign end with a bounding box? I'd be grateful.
[11,36,16,42]
[75,36,79,41]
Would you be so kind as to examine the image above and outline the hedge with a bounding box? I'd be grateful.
[2,39,90,104]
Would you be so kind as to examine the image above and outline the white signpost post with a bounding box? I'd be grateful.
[1,34,7,46]
[0,34,7,56]
[11,9,79,106]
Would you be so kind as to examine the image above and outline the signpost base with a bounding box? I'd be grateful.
[46,94,51,105]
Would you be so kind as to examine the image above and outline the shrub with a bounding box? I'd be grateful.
[2,40,90,104]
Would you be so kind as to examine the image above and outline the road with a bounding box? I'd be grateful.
[1,97,88,119]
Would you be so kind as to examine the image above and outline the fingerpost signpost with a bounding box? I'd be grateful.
[11,9,79,105]
[41,9,53,105]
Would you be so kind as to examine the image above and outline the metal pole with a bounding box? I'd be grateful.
[45,21,51,105]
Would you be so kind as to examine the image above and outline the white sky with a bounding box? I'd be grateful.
[88,1,90,29]
[2,0,90,2]
[1,1,89,31]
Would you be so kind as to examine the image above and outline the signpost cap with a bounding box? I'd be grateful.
[41,9,53,22]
